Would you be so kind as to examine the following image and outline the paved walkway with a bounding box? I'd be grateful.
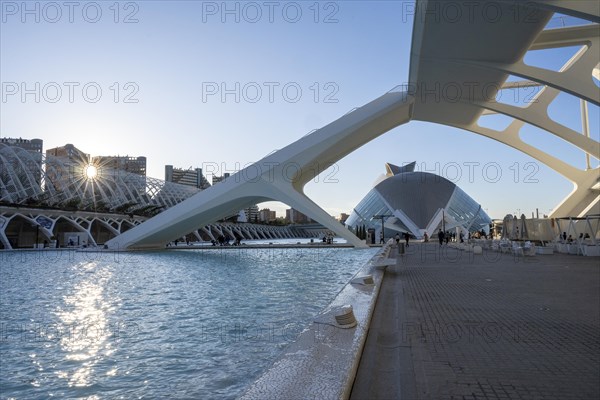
[351,242,600,400]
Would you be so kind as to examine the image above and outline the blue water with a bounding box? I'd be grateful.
[0,246,376,399]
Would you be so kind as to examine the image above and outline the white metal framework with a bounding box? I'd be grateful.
[0,143,200,213]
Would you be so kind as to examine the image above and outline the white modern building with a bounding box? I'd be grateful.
[165,165,210,189]
[345,163,492,241]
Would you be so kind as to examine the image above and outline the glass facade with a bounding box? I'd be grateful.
[445,187,491,232]
[346,169,491,239]
[346,190,388,228]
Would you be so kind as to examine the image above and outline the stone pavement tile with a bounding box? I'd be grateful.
[351,243,599,400]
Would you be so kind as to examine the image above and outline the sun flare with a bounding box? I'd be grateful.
[84,164,98,180]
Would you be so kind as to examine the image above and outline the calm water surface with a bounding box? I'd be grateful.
[0,246,376,399]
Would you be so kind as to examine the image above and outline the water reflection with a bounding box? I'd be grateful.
[54,261,114,388]
[1,248,376,399]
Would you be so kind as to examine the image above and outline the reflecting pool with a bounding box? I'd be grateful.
[0,246,376,399]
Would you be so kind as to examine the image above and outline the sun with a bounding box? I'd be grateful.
[84,164,98,180]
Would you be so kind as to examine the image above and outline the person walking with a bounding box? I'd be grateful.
[438,229,445,246]
[404,231,410,247]
[395,233,400,246]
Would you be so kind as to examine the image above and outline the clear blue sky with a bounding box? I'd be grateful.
[1,1,598,219]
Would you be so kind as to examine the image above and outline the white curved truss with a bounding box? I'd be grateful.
[0,143,200,214]
[450,23,599,217]
[107,90,414,249]
[410,1,599,219]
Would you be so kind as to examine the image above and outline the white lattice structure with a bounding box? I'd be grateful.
[103,1,597,249]
[0,143,199,213]
[0,206,320,250]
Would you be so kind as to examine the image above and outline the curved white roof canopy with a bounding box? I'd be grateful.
[409,1,599,218]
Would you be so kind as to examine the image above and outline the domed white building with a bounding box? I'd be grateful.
[345,162,491,240]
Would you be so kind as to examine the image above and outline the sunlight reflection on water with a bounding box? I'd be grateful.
[54,262,112,388]
[0,246,376,399]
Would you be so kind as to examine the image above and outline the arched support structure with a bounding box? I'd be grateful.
[409,0,599,219]
[106,91,413,249]
[454,24,600,217]
[451,114,599,217]
[0,207,315,249]
[524,0,599,22]
[462,27,599,106]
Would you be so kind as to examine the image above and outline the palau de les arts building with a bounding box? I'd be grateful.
[345,162,492,240]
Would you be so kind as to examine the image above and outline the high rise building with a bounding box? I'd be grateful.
[259,208,277,223]
[286,208,311,224]
[244,204,260,223]
[93,155,147,176]
[46,144,89,164]
[44,144,91,196]
[0,137,44,186]
[0,137,43,154]
[211,173,230,185]
[165,165,210,189]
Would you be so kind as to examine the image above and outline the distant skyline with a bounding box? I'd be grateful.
[2,1,598,219]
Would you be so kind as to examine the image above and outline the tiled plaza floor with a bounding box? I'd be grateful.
[351,242,600,400]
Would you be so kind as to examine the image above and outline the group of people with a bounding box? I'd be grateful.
[561,231,590,243]
[436,229,466,245]
[435,229,488,245]
[211,234,242,246]
[389,229,489,247]
[394,232,411,247]
[322,234,334,244]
